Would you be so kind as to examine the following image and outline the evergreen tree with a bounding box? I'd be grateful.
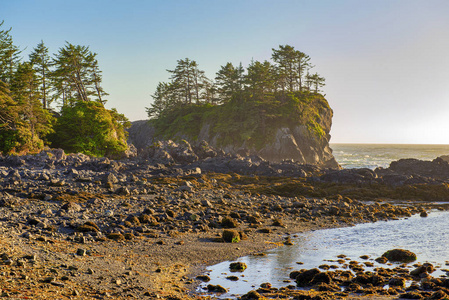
[296,51,312,92]
[89,56,108,105]
[271,45,312,92]
[52,42,107,106]
[147,82,173,119]
[201,77,218,104]
[10,62,53,145]
[0,79,21,153]
[272,45,298,91]
[245,60,276,99]
[215,62,244,103]
[0,21,20,84]
[306,72,325,93]
[167,58,208,105]
[29,40,52,109]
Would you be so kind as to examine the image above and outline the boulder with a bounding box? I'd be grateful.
[382,249,417,263]
[295,268,321,287]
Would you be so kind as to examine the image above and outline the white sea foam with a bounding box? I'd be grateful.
[331,144,449,169]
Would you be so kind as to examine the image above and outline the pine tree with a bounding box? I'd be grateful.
[245,60,276,99]
[272,45,298,91]
[215,62,245,103]
[167,58,208,105]
[0,79,21,153]
[306,73,325,93]
[0,21,20,84]
[10,62,53,149]
[271,45,312,92]
[29,40,52,109]
[52,42,107,106]
[296,51,312,92]
[147,82,173,118]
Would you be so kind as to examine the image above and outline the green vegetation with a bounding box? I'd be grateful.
[0,20,129,156]
[148,45,330,148]
[49,102,130,157]
[152,91,329,149]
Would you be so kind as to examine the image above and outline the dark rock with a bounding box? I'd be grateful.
[420,211,428,217]
[76,248,86,256]
[290,270,302,280]
[311,272,332,284]
[221,217,238,228]
[206,284,227,293]
[295,268,321,287]
[389,157,449,181]
[222,229,240,243]
[399,292,424,299]
[240,290,262,299]
[319,168,377,184]
[410,263,435,276]
[77,221,100,232]
[226,276,239,281]
[272,218,285,227]
[196,275,210,282]
[315,282,341,292]
[428,290,447,300]
[284,237,294,245]
[389,277,406,288]
[229,262,247,272]
[375,256,388,264]
[382,249,417,263]
[106,233,125,241]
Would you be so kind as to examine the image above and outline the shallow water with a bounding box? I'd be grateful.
[331,143,449,169]
[200,210,449,298]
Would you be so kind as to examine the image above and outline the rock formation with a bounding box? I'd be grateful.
[128,119,339,168]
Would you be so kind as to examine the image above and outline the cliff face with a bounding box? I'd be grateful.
[128,93,339,168]
[192,100,338,168]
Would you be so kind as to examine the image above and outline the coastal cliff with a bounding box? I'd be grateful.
[128,92,339,168]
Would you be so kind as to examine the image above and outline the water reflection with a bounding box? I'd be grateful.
[201,210,449,298]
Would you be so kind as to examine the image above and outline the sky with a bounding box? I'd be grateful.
[3,0,449,144]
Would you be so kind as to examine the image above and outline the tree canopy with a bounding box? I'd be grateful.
[148,45,329,149]
[0,20,129,156]
[147,45,326,119]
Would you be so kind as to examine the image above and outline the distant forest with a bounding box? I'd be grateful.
[0,21,129,156]
[147,45,325,119]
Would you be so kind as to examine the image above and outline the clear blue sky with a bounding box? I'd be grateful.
[3,0,449,143]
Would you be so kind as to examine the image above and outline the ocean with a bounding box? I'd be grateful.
[330,143,449,169]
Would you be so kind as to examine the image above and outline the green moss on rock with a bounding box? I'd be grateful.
[151,91,331,149]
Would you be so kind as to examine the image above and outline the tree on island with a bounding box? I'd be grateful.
[147,44,325,120]
[306,72,326,94]
[147,45,329,149]
[215,62,245,104]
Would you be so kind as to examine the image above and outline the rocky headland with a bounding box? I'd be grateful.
[129,92,339,169]
[1,144,449,299]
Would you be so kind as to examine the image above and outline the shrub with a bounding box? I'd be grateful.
[49,101,130,158]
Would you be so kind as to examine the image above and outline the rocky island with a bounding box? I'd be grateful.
[128,91,338,168]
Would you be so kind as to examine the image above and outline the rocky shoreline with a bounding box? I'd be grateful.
[1,146,449,299]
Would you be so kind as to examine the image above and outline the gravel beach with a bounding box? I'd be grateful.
[0,150,447,299]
